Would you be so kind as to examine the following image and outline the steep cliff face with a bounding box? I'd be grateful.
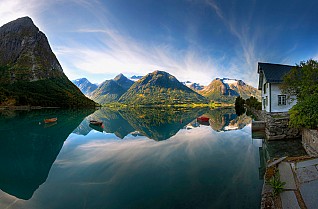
[0,17,63,83]
[0,17,95,107]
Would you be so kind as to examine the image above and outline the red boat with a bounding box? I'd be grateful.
[90,120,103,126]
[197,116,209,122]
[44,117,57,123]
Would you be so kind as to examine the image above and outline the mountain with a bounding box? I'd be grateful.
[130,75,143,81]
[198,78,261,103]
[72,78,97,95]
[0,17,95,107]
[119,70,208,105]
[182,81,204,91]
[90,74,134,104]
[114,73,134,90]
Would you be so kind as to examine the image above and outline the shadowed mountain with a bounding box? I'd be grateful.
[0,17,94,107]
[0,109,93,200]
[119,71,208,105]
[72,78,98,96]
[90,74,134,104]
[199,78,260,103]
[114,73,134,90]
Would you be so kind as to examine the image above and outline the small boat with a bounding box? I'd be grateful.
[44,117,57,123]
[89,120,103,126]
[197,116,209,122]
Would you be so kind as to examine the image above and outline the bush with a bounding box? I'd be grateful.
[281,59,318,129]
[289,95,318,129]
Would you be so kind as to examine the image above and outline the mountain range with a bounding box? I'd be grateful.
[0,17,260,107]
[0,17,94,107]
[89,73,134,104]
[118,71,207,104]
[74,74,260,105]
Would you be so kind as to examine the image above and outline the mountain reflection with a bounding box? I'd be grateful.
[205,108,252,132]
[0,109,93,200]
[74,107,251,141]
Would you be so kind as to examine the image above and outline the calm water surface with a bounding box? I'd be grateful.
[0,107,263,209]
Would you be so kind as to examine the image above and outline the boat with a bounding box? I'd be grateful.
[89,120,103,126]
[197,116,209,122]
[44,117,57,123]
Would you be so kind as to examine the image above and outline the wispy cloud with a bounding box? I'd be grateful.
[55,24,222,84]
[0,0,54,28]
[204,0,262,85]
[4,0,305,87]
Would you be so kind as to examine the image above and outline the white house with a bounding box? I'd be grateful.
[257,62,297,113]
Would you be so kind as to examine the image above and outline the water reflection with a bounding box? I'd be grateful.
[0,109,93,200]
[6,125,262,209]
[0,107,261,209]
[74,107,251,141]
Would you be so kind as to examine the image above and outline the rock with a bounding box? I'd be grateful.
[0,16,63,83]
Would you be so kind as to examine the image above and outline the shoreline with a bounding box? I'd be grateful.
[0,106,61,110]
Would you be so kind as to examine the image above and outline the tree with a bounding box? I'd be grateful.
[281,59,318,129]
[235,96,245,116]
[245,96,261,110]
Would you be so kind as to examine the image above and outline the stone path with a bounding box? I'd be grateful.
[278,158,318,209]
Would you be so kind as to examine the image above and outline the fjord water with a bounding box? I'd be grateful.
[0,107,263,209]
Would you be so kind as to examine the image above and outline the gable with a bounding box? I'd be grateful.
[258,62,295,84]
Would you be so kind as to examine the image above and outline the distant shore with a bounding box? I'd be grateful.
[0,106,60,110]
[103,102,234,109]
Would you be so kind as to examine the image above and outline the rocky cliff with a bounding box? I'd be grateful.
[0,17,95,107]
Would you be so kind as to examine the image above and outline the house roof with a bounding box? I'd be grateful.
[258,62,296,83]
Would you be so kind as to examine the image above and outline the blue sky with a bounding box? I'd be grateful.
[1,0,317,86]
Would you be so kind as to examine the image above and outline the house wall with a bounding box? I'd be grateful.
[261,76,270,112]
[270,84,297,112]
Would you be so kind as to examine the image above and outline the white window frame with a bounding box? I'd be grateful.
[278,95,286,105]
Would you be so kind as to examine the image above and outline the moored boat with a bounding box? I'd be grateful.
[90,120,103,126]
[197,116,209,122]
[44,117,57,123]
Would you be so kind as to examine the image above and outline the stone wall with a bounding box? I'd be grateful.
[248,107,265,121]
[249,108,301,140]
[264,112,301,140]
[302,129,318,157]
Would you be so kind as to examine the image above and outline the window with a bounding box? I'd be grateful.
[266,96,268,106]
[263,83,266,94]
[278,95,286,105]
[263,98,266,109]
